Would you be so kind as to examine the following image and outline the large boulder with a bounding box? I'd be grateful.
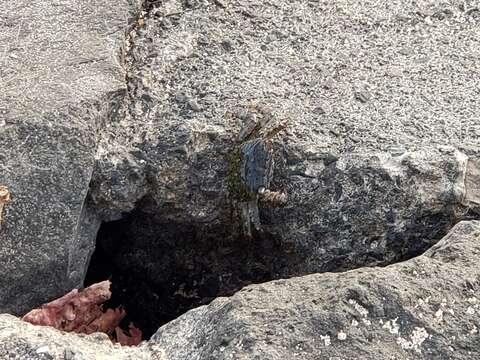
[1,221,480,359]
[93,0,480,229]
[0,0,140,313]
[85,0,480,335]
[1,0,480,351]
[153,220,480,359]
[94,0,480,234]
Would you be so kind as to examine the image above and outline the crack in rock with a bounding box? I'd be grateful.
[1,0,480,358]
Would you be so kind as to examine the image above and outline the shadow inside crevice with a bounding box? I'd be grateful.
[84,208,291,339]
[84,203,476,340]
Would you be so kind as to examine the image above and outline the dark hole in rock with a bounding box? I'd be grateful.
[84,201,473,340]
[84,208,291,339]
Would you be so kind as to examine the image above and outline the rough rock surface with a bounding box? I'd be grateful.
[1,0,480,357]
[152,221,480,360]
[95,0,480,221]
[0,314,155,360]
[95,0,480,223]
[1,221,480,359]
[151,221,480,359]
[86,0,480,335]
[0,0,140,313]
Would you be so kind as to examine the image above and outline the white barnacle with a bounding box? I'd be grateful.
[348,299,369,318]
[382,318,400,335]
[320,335,331,346]
[411,327,429,348]
[337,330,347,340]
[434,308,444,322]
[470,325,478,335]
[397,327,429,353]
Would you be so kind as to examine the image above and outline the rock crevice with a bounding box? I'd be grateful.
[80,0,480,340]
[1,0,480,358]
[2,221,480,358]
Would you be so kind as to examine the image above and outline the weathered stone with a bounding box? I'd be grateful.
[151,221,480,359]
[0,0,140,313]
[91,0,480,260]
[1,221,480,359]
[464,158,480,207]
[2,0,480,356]
[86,0,480,266]
[83,0,480,337]
[0,314,152,360]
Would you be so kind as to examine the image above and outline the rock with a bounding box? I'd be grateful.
[152,221,480,359]
[0,0,140,313]
[93,0,480,256]
[1,0,480,351]
[0,314,150,360]
[85,0,480,336]
[1,221,480,359]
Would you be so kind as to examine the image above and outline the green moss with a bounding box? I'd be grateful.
[227,148,254,202]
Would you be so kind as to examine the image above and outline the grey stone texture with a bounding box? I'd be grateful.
[1,0,480,358]
[0,0,140,313]
[151,221,480,360]
[87,0,480,317]
[0,221,479,359]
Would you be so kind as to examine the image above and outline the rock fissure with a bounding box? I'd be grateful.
[2,0,480,358]
[79,2,480,341]
[86,198,478,340]
[83,150,480,340]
